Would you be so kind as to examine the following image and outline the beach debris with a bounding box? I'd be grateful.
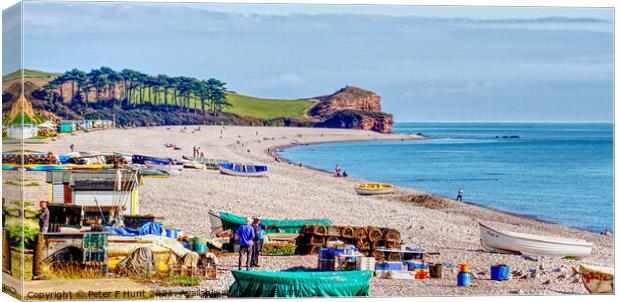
[510,289,524,295]
[522,254,538,262]
[542,280,551,286]
[529,269,539,279]
[557,274,567,279]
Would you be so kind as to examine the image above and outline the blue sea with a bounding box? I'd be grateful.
[279,123,614,233]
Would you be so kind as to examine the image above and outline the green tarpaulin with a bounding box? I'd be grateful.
[229,270,372,297]
[219,211,331,234]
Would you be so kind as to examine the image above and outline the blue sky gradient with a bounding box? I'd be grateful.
[3,2,614,122]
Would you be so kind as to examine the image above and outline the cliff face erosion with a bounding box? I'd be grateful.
[310,86,394,133]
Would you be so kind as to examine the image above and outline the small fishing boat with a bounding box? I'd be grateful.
[215,211,331,234]
[479,222,593,258]
[140,169,172,178]
[2,164,18,171]
[131,154,172,165]
[24,164,67,171]
[182,156,230,169]
[229,270,372,297]
[218,163,268,177]
[574,264,614,294]
[63,163,114,170]
[144,160,184,171]
[354,183,396,195]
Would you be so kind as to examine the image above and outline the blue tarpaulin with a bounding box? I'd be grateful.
[105,222,163,236]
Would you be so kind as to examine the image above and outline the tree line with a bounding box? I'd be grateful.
[43,67,231,115]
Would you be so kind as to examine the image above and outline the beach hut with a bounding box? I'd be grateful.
[59,120,78,133]
[7,124,38,139]
[46,170,141,215]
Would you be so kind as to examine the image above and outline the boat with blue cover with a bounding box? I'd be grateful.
[218,162,268,177]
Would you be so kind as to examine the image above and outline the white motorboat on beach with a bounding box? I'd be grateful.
[479,222,593,258]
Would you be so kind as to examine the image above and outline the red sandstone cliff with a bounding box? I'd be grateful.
[310,86,393,133]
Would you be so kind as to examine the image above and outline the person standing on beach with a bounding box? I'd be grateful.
[236,217,255,270]
[39,201,49,233]
[69,143,75,152]
[335,164,342,177]
[250,216,278,267]
[456,188,464,202]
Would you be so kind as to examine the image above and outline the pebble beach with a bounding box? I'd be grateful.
[15,125,614,297]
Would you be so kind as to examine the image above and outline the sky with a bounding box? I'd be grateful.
[2,2,614,122]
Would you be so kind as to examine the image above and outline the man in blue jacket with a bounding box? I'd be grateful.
[236,217,255,270]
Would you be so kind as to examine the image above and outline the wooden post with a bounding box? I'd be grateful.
[32,233,45,279]
[2,229,11,275]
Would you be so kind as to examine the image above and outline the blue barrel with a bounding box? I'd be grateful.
[319,248,333,259]
[457,272,471,287]
[490,265,510,281]
[318,258,335,271]
[193,242,207,254]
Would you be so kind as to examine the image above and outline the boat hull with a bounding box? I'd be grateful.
[354,183,396,195]
[479,222,593,258]
[218,163,268,177]
[354,187,395,195]
[576,264,614,294]
[145,161,183,171]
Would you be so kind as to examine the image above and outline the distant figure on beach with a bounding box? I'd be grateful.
[200,151,204,159]
[69,143,75,152]
[236,217,255,270]
[342,171,348,177]
[456,188,464,202]
[193,145,197,157]
[601,229,611,236]
[335,164,342,177]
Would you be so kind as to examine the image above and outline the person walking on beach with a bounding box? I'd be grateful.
[69,143,75,152]
[335,164,342,177]
[236,217,255,270]
[456,188,464,202]
[250,216,278,267]
[192,145,197,158]
[39,201,49,233]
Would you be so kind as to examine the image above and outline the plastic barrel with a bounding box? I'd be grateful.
[194,242,207,254]
[318,258,335,271]
[457,272,471,287]
[430,263,443,279]
[491,265,510,281]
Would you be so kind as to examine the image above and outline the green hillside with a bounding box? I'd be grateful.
[3,67,318,121]
[2,69,60,82]
[224,92,317,120]
[120,91,316,120]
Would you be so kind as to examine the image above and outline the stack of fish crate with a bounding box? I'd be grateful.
[82,233,108,274]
